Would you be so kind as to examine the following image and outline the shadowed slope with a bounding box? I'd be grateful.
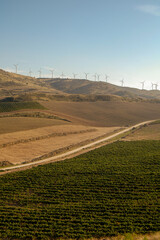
[44,78,160,99]
[42,101,160,127]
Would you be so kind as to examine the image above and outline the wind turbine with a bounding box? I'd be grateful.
[93,73,97,81]
[61,72,65,78]
[50,69,54,78]
[29,70,33,77]
[105,74,109,82]
[84,73,89,80]
[151,82,154,90]
[97,74,100,81]
[73,73,77,79]
[140,81,145,90]
[38,69,42,78]
[120,79,124,87]
[14,64,18,74]
[155,83,158,90]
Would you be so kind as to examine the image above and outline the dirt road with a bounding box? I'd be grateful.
[0,120,155,173]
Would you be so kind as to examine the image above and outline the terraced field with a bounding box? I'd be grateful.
[0,122,117,165]
[0,140,159,239]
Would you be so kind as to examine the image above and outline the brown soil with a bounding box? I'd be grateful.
[0,117,69,134]
[41,101,160,127]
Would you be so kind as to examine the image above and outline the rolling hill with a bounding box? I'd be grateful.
[1,69,160,101]
[0,69,65,98]
[42,100,160,127]
[43,78,160,100]
[0,69,160,102]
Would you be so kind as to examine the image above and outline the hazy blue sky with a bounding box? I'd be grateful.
[1,0,160,89]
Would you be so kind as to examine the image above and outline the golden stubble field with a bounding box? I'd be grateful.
[0,117,119,165]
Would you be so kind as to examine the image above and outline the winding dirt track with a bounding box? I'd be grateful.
[0,120,155,174]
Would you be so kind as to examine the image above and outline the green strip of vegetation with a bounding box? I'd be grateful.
[0,102,45,112]
[150,120,160,125]
[0,111,70,122]
[0,140,159,239]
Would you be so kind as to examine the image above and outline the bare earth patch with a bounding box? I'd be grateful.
[41,101,160,127]
[0,117,69,134]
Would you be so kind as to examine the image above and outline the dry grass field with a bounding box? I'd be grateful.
[123,122,160,141]
[0,99,160,167]
[0,69,64,97]
[0,117,69,134]
[45,78,160,99]
[0,123,119,165]
[41,101,160,127]
[98,232,160,240]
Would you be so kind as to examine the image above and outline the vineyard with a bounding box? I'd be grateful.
[0,140,159,239]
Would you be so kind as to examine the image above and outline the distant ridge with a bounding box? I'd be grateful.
[43,78,160,100]
[0,69,160,101]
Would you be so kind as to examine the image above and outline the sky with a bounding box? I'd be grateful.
[1,0,160,90]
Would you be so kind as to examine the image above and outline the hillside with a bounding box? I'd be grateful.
[0,69,64,98]
[42,101,160,127]
[1,69,160,102]
[43,78,160,100]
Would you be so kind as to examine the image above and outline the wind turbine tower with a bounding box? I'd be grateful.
[84,73,89,80]
[14,64,18,74]
[140,81,145,90]
[61,72,65,79]
[50,69,54,78]
[38,69,42,78]
[151,83,154,90]
[97,74,100,81]
[73,73,77,79]
[93,73,97,81]
[105,75,109,82]
[155,83,158,90]
[29,70,33,77]
[120,79,124,87]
